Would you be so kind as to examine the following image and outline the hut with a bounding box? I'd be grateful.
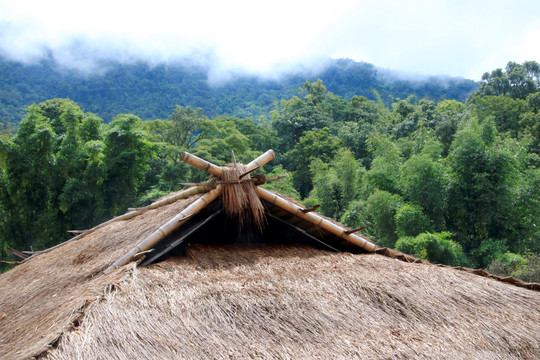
[0,150,539,360]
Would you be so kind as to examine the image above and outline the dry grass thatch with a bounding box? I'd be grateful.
[220,164,265,230]
[0,186,539,360]
[0,194,198,360]
[43,245,540,360]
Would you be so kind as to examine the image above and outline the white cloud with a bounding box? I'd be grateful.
[0,0,538,80]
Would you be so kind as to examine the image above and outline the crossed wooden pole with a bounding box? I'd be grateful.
[103,150,376,274]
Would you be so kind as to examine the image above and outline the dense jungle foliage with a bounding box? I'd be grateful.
[0,56,477,128]
[1,60,539,281]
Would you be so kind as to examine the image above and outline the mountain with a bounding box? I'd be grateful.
[0,56,478,126]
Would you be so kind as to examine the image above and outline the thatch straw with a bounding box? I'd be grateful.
[1,186,539,360]
[375,247,540,291]
[220,164,266,230]
[43,245,540,360]
[0,196,198,360]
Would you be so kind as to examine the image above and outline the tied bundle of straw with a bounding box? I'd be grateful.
[220,164,266,230]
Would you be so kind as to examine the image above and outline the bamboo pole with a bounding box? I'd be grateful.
[103,186,222,274]
[246,149,276,173]
[256,187,377,252]
[128,184,215,212]
[181,149,276,178]
[6,247,29,260]
[181,152,224,177]
[301,205,320,214]
[252,174,287,185]
[344,226,366,235]
[0,260,20,265]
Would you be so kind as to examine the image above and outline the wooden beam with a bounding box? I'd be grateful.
[139,210,222,266]
[0,260,20,265]
[268,214,340,252]
[104,186,223,274]
[6,247,28,260]
[256,187,377,252]
[301,205,320,214]
[181,152,224,177]
[344,226,366,235]
[239,166,259,179]
[181,149,275,179]
[245,150,276,173]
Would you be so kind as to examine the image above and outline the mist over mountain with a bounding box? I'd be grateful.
[0,55,478,126]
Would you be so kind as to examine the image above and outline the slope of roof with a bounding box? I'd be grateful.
[0,195,196,360]
[44,245,540,359]
[1,151,539,359]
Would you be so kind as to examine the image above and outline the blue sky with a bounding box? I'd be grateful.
[0,0,539,80]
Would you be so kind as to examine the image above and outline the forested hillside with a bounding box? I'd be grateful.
[1,61,538,282]
[0,56,477,128]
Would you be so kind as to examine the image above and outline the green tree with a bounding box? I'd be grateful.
[303,79,327,106]
[309,148,362,220]
[365,190,403,247]
[310,159,342,219]
[272,80,333,153]
[193,116,256,167]
[433,100,467,155]
[286,127,341,198]
[475,61,540,100]
[103,114,154,214]
[260,165,299,200]
[487,251,540,283]
[336,121,377,166]
[321,93,355,123]
[333,148,359,207]
[230,116,280,154]
[341,200,369,229]
[0,100,191,257]
[400,142,447,229]
[395,232,465,266]
[511,167,540,253]
[506,61,540,99]
[364,134,401,194]
[1,104,64,250]
[143,106,211,191]
[519,92,540,161]
[391,97,436,140]
[470,95,526,137]
[334,97,386,166]
[395,203,431,238]
[446,118,519,254]
[53,103,107,229]
[144,106,208,165]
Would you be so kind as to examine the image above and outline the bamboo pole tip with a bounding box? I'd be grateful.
[265,149,276,159]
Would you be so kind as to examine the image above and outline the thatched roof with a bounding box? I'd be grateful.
[0,193,538,359]
[0,195,196,359]
[1,151,539,359]
[48,246,539,360]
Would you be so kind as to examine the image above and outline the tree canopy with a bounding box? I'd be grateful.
[1,61,538,281]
